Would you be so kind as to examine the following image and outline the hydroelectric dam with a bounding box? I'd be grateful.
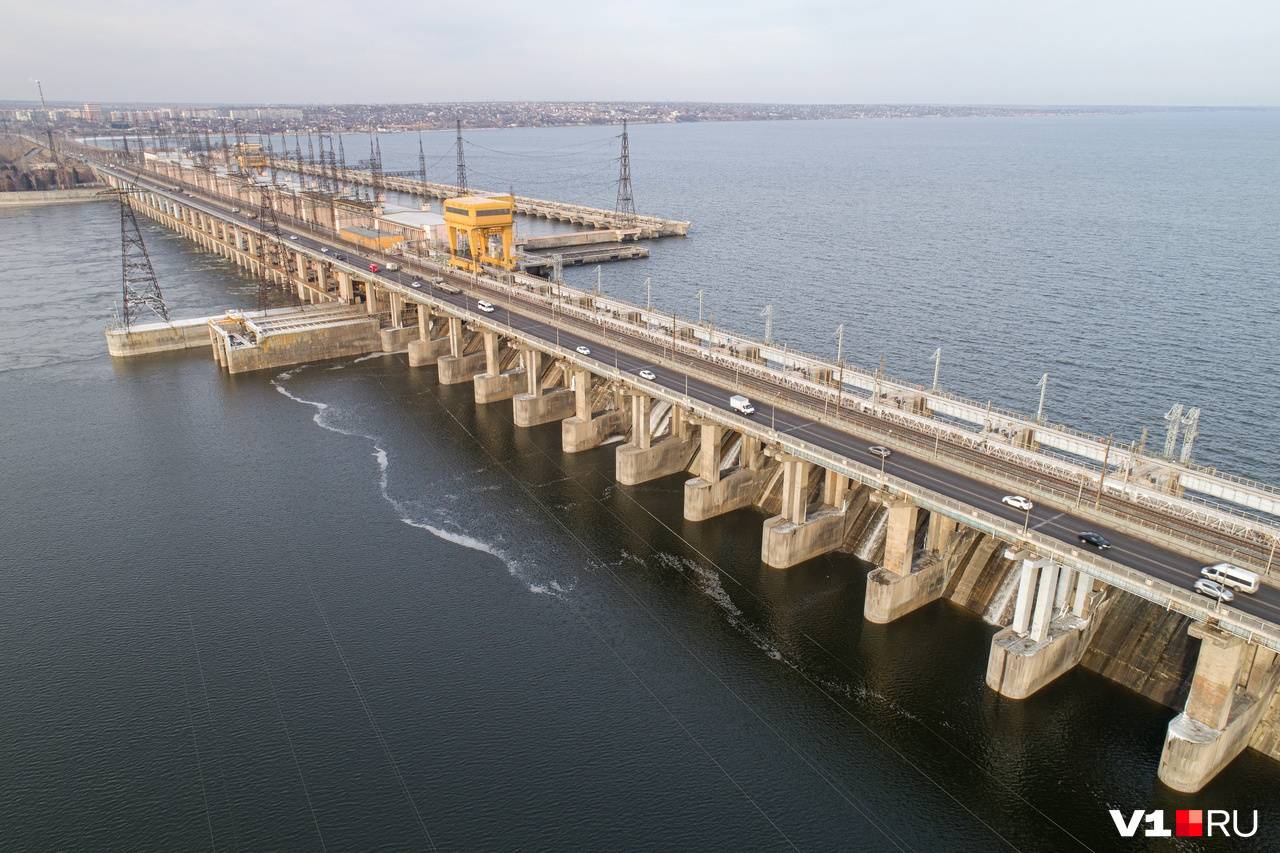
[90,145,1280,797]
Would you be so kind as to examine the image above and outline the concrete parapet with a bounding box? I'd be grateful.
[616,435,698,486]
[684,466,772,522]
[407,336,451,367]
[380,326,417,353]
[761,507,848,569]
[474,369,526,405]
[514,388,576,428]
[562,409,627,454]
[1158,628,1280,792]
[437,352,486,385]
[864,556,950,623]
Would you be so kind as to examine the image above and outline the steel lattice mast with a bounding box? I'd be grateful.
[455,120,467,195]
[254,186,299,311]
[615,119,636,226]
[118,188,169,329]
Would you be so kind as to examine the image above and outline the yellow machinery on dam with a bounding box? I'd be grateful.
[443,193,516,272]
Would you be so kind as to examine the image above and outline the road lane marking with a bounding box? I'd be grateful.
[1029,512,1065,531]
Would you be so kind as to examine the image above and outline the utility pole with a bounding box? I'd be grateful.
[1095,432,1114,508]
[835,323,846,416]
[931,347,942,392]
[1035,373,1049,423]
[761,304,773,344]
[418,131,429,203]
[697,289,704,325]
[645,277,652,311]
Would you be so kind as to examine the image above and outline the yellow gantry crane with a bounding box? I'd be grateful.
[443,193,516,272]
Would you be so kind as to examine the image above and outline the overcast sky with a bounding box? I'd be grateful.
[3,0,1276,106]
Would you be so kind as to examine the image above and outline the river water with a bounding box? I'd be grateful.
[2,112,1278,851]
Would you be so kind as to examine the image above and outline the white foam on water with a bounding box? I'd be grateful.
[270,373,570,599]
[352,352,389,363]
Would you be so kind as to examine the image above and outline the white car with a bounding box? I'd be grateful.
[867,445,891,458]
[576,345,591,356]
[320,247,329,253]
[1002,495,1034,512]
[1194,579,1235,603]
[289,235,298,241]
[410,279,422,288]
[477,300,495,313]
[638,369,656,381]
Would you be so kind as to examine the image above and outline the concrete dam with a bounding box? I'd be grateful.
[94,154,1280,796]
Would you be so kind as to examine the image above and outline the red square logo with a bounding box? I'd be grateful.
[1176,810,1203,837]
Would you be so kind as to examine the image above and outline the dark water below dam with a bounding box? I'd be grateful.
[3,113,1280,850]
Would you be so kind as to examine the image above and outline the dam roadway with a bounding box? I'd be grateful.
[107,165,1280,630]
[99,158,1280,792]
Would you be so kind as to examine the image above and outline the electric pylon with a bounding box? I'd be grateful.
[615,119,636,226]
[455,120,467,195]
[118,187,169,329]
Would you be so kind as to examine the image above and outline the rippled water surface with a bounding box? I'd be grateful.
[3,112,1279,851]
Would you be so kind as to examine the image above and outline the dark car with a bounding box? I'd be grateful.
[334,253,346,261]
[1078,531,1111,549]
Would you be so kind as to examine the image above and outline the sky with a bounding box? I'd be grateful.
[2,0,1276,106]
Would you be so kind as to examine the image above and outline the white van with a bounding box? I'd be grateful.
[1199,563,1260,594]
[730,394,755,415]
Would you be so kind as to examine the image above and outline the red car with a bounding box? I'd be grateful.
[368,263,380,273]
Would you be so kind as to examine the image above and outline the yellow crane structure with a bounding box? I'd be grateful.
[443,193,515,272]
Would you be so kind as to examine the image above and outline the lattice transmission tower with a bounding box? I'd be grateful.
[118,188,169,329]
[455,120,467,195]
[254,186,299,311]
[615,119,636,226]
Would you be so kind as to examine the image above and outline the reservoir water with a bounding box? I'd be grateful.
[3,111,1279,850]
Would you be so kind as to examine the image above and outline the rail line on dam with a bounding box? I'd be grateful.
[93,155,1280,794]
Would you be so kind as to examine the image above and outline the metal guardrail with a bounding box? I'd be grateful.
[102,165,1280,650]
[108,159,1280,575]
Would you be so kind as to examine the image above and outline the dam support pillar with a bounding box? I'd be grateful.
[562,369,626,453]
[437,318,484,385]
[761,462,850,569]
[985,552,1111,699]
[616,397,698,485]
[474,331,525,404]
[864,498,956,622]
[1158,624,1280,792]
[684,421,772,522]
[408,305,450,367]
[514,351,575,427]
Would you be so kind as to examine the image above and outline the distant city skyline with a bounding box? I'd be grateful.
[2,0,1276,106]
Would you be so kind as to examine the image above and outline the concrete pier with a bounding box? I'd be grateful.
[562,369,626,453]
[106,316,218,357]
[760,461,850,569]
[615,395,698,485]
[1158,625,1280,792]
[985,552,1109,699]
[683,423,772,521]
[864,499,953,623]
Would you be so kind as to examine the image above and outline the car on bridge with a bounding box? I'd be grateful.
[1078,531,1111,550]
[289,235,298,241]
[1193,578,1235,603]
[368,263,380,273]
[576,345,591,355]
[1002,495,1034,511]
[478,300,495,313]
[867,445,891,458]
[638,369,656,381]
